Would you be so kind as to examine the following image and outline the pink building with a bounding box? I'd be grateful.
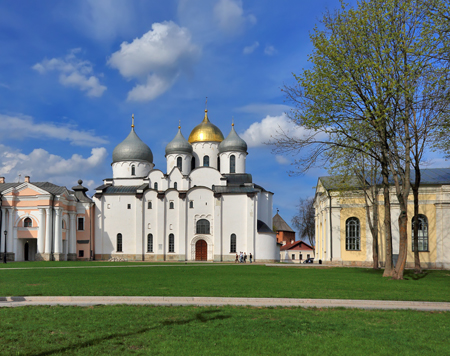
[0,176,94,261]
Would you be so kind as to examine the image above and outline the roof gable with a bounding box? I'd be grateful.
[273,213,294,232]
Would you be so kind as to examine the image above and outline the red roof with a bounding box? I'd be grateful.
[280,240,314,251]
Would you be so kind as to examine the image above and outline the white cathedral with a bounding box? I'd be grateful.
[91,108,279,262]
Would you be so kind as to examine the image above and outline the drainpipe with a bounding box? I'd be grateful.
[327,190,333,261]
[50,194,55,261]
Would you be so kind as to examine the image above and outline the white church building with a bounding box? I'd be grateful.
[91,109,279,262]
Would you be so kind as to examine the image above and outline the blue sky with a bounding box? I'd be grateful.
[4,0,429,230]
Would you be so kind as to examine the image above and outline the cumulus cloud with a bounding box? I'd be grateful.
[108,21,200,101]
[213,0,256,35]
[0,145,107,189]
[0,114,108,147]
[240,113,308,147]
[264,45,277,56]
[243,41,259,55]
[33,49,107,97]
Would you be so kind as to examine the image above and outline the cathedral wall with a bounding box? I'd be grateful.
[222,194,248,256]
[112,161,152,179]
[143,190,158,259]
[189,167,224,189]
[192,142,220,169]
[166,154,192,176]
[219,151,246,174]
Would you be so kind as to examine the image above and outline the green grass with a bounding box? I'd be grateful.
[1,262,449,301]
[0,305,449,355]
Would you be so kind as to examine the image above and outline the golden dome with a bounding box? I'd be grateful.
[188,109,224,143]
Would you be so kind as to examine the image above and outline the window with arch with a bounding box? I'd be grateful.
[196,219,210,234]
[174,182,177,190]
[147,234,153,253]
[177,157,182,171]
[230,155,236,173]
[189,201,194,209]
[169,201,174,209]
[117,233,123,252]
[230,233,236,253]
[24,217,32,227]
[203,155,209,167]
[62,220,66,229]
[217,157,220,171]
[131,165,136,176]
[154,182,158,190]
[412,215,428,251]
[148,201,152,209]
[191,157,195,170]
[346,217,360,250]
[169,233,175,252]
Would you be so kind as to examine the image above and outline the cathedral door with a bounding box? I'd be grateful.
[195,240,207,261]
[24,242,29,261]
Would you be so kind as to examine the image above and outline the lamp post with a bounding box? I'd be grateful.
[3,230,7,263]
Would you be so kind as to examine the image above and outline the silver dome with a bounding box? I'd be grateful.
[219,125,247,153]
[165,128,193,156]
[112,128,153,163]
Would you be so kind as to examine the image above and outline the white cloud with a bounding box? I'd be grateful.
[0,145,107,189]
[0,114,108,147]
[108,21,201,101]
[240,113,308,147]
[33,49,107,97]
[213,0,255,35]
[243,41,259,55]
[264,45,277,56]
[275,155,290,165]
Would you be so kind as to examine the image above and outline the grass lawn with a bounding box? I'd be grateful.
[1,305,449,355]
[1,262,449,301]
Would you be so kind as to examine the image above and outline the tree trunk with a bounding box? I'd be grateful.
[371,191,379,269]
[381,162,393,277]
[393,209,408,279]
[412,167,422,274]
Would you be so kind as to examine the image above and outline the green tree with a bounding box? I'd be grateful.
[274,0,450,279]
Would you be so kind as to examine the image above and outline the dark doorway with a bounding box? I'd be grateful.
[195,240,207,261]
[24,242,29,261]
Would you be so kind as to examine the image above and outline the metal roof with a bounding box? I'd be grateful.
[273,213,294,232]
[165,128,193,155]
[112,128,153,163]
[102,185,143,194]
[222,173,252,185]
[213,186,255,194]
[0,182,70,195]
[257,220,274,234]
[218,125,247,153]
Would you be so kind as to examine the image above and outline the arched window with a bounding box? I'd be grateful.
[203,155,209,167]
[196,219,210,234]
[131,165,136,176]
[174,182,177,190]
[62,220,66,229]
[24,217,32,227]
[148,201,152,209]
[230,155,236,173]
[189,201,194,209]
[177,157,182,171]
[169,201,174,209]
[230,233,236,253]
[117,233,123,252]
[147,234,153,253]
[191,157,196,170]
[169,233,175,252]
[217,157,221,171]
[154,182,158,190]
[412,215,428,251]
[346,217,360,250]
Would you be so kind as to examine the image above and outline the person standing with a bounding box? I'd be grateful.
[244,252,247,263]
[235,253,239,263]
[249,253,252,263]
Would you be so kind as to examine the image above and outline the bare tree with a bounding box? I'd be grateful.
[291,197,315,253]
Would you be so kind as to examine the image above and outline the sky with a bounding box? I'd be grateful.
[3,0,446,232]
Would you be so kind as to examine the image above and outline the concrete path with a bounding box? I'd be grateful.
[1,296,449,311]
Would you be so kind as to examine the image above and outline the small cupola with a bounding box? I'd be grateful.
[219,123,247,154]
[165,124,193,156]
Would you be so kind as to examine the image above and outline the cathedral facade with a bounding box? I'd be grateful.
[92,109,279,262]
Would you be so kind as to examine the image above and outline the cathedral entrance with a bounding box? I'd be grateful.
[195,239,207,261]
[24,242,29,261]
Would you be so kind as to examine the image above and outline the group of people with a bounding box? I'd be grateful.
[235,251,252,263]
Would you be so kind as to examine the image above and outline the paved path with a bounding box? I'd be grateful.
[1,296,449,311]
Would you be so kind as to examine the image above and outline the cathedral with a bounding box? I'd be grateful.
[0,108,279,262]
[92,109,278,262]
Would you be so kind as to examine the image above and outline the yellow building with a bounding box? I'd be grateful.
[314,169,450,269]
